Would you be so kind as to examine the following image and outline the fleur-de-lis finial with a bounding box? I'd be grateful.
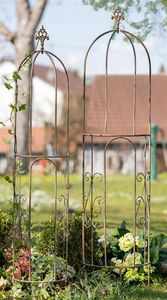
[111,7,125,32]
[35,25,49,52]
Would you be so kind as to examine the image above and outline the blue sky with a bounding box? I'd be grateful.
[0,0,167,75]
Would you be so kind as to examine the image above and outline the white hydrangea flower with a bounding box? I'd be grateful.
[125,252,142,267]
[136,236,146,248]
[119,233,134,252]
[111,258,126,274]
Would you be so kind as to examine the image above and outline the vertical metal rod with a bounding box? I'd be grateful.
[13,82,18,281]
[54,166,57,282]
[134,147,137,266]
[90,135,94,264]
[44,52,58,154]
[148,136,151,287]
[105,31,116,133]
[29,53,40,155]
[44,52,58,281]
[28,163,32,281]
[45,50,70,277]
[122,32,137,135]
[104,145,107,266]
[144,137,147,264]
[82,135,85,264]
[45,51,70,155]
[66,157,70,279]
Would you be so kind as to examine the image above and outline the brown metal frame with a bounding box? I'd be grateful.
[13,26,70,284]
[82,8,151,285]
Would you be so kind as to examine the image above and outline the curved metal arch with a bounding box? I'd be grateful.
[104,136,136,152]
[15,49,70,156]
[29,157,57,170]
[83,29,151,134]
[13,26,70,285]
[103,136,137,266]
[105,31,137,134]
[17,50,40,72]
[44,50,70,153]
[83,29,116,130]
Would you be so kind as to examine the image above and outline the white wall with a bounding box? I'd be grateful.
[0,61,64,127]
[0,61,15,124]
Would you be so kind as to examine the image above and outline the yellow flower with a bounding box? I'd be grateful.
[119,233,134,252]
[143,265,155,274]
[124,268,145,282]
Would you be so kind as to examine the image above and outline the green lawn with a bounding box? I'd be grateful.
[1,172,167,299]
[0,172,167,235]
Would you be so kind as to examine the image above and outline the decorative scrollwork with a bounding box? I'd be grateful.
[15,194,27,204]
[58,195,66,204]
[85,172,91,182]
[135,195,146,229]
[93,195,103,206]
[35,25,49,52]
[136,196,145,206]
[136,216,146,229]
[136,172,145,183]
[83,195,89,211]
[93,173,103,183]
[93,196,103,217]
[84,172,103,183]
[147,172,151,181]
[111,7,125,32]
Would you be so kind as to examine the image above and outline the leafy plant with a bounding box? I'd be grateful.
[0,209,13,252]
[37,212,99,271]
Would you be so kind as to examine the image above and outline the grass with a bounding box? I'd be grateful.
[1,172,167,235]
[1,172,167,299]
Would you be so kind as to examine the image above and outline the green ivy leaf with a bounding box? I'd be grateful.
[18,103,26,111]
[4,82,13,90]
[4,176,13,184]
[12,71,21,81]
[9,103,17,112]
[8,129,13,135]
[0,121,5,127]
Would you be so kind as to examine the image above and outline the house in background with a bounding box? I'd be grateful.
[1,61,167,175]
[0,61,83,173]
[77,74,167,174]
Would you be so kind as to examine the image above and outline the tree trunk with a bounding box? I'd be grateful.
[15,37,34,165]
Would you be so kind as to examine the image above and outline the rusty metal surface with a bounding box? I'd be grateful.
[13,26,70,284]
[82,8,151,285]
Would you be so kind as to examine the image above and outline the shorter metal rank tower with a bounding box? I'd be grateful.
[13,26,69,285]
[82,8,151,283]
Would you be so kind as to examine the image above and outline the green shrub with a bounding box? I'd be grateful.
[37,212,99,271]
[0,209,12,249]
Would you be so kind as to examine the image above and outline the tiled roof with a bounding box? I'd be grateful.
[33,65,82,96]
[85,75,167,140]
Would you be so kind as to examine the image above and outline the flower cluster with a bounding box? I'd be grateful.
[4,245,13,261]
[98,224,151,282]
[119,233,145,252]
[13,250,30,280]
[119,233,134,252]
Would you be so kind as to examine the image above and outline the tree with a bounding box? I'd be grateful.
[83,0,167,38]
[0,0,47,169]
